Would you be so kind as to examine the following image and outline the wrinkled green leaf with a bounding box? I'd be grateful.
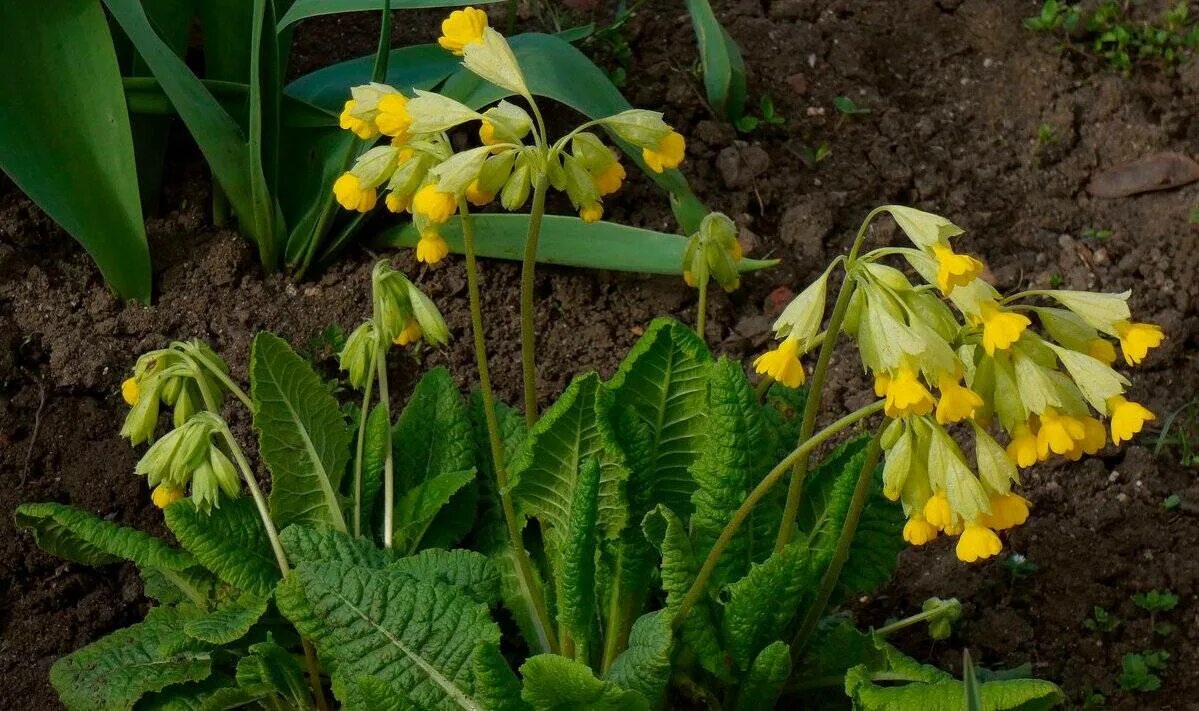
[236,638,314,710]
[165,497,280,597]
[16,502,194,571]
[359,402,389,535]
[739,641,791,709]
[722,541,814,671]
[251,331,351,532]
[281,523,393,568]
[556,457,601,648]
[519,654,648,711]
[389,548,500,607]
[605,611,673,707]
[394,469,476,551]
[472,643,530,711]
[183,591,270,645]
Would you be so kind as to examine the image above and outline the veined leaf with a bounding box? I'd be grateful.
[183,591,270,645]
[739,641,791,709]
[379,214,778,276]
[393,367,477,549]
[555,457,601,649]
[339,675,418,710]
[134,673,242,710]
[50,606,212,711]
[165,497,280,597]
[277,561,499,710]
[236,638,315,710]
[510,372,629,545]
[16,502,195,571]
[281,523,394,568]
[471,643,530,711]
[519,654,648,710]
[721,541,814,671]
[685,0,747,121]
[689,358,776,590]
[0,0,150,300]
[605,611,673,707]
[844,654,1064,711]
[389,549,500,607]
[251,331,351,532]
[359,402,389,537]
[278,0,501,32]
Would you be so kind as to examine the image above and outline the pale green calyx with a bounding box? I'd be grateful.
[406,89,482,134]
[600,109,671,147]
[462,28,528,97]
[885,205,964,250]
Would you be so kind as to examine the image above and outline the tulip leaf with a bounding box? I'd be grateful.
[277,0,501,33]
[685,0,747,121]
[0,0,150,301]
[377,214,778,276]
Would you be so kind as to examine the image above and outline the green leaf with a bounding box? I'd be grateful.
[510,372,629,545]
[15,501,195,571]
[472,643,531,711]
[339,676,418,710]
[281,523,393,568]
[722,541,814,671]
[393,367,477,549]
[555,457,601,647]
[135,673,242,711]
[0,0,149,300]
[183,591,271,645]
[277,560,499,710]
[608,317,713,518]
[50,606,212,711]
[278,0,501,32]
[285,43,461,113]
[236,638,315,710]
[359,402,390,535]
[251,331,351,532]
[379,214,778,276]
[440,33,709,233]
[165,497,280,597]
[689,358,776,590]
[685,0,747,120]
[605,611,673,707]
[389,548,500,607]
[738,641,791,709]
[964,649,984,711]
[519,654,648,711]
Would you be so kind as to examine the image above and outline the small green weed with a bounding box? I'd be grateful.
[1025,1,1199,73]
[736,94,786,133]
[1118,650,1168,692]
[1084,606,1120,634]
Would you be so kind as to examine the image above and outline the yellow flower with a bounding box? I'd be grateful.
[873,373,891,397]
[683,270,695,288]
[1035,408,1085,459]
[393,319,423,346]
[935,376,984,424]
[923,492,953,530]
[956,523,1002,563]
[121,377,140,406]
[1114,321,1164,365]
[642,131,685,173]
[374,93,411,139]
[579,202,603,223]
[151,484,185,509]
[931,243,984,294]
[338,99,377,139]
[594,161,626,196]
[438,6,488,55]
[465,180,494,207]
[979,301,1030,355]
[980,494,1029,530]
[412,184,456,223]
[1066,416,1106,460]
[479,119,499,145]
[333,173,377,212]
[882,366,935,418]
[1108,396,1155,445]
[415,228,450,264]
[1006,422,1039,468]
[753,338,806,388]
[1088,338,1117,366]
[903,515,939,545]
[385,192,410,214]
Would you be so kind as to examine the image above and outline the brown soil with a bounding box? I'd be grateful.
[2,0,1198,708]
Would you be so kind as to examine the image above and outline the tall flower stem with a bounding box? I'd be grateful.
[790,429,884,657]
[459,200,558,653]
[695,277,709,341]
[352,352,377,538]
[376,344,395,548]
[519,174,549,426]
[672,400,884,628]
[774,207,884,552]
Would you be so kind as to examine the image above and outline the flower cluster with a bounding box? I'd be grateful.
[133,412,240,512]
[756,206,1163,562]
[330,7,686,265]
[682,212,744,292]
[120,341,229,446]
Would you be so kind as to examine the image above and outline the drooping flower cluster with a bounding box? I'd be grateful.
[682,212,744,292]
[756,206,1163,562]
[120,341,229,445]
[330,7,685,265]
[134,412,240,513]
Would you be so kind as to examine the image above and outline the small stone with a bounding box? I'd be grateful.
[766,286,793,316]
[786,73,809,96]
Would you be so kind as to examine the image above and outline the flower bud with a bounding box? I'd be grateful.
[562,154,599,210]
[1046,289,1132,335]
[431,145,492,196]
[340,322,379,389]
[405,281,450,346]
[351,145,401,188]
[407,89,482,134]
[477,151,515,194]
[570,132,611,171]
[463,28,528,97]
[885,205,964,250]
[773,263,830,350]
[501,161,532,211]
[600,109,672,147]
[479,101,532,144]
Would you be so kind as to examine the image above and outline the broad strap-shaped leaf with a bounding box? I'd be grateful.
[685,0,747,120]
[738,641,791,709]
[277,560,499,710]
[165,497,280,597]
[251,331,351,532]
[389,549,500,607]
[277,0,501,32]
[519,654,648,711]
[721,541,815,671]
[642,506,730,683]
[605,611,673,707]
[393,367,478,549]
[510,372,629,544]
[472,643,531,711]
[554,457,601,648]
[359,403,389,536]
[281,523,394,568]
[689,358,776,590]
[183,591,270,645]
[50,606,212,711]
[608,317,712,519]
[490,546,554,657]
[236,638,315,710]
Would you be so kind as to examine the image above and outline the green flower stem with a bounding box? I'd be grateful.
[375,343,396,548]
[790,428,884,657]
[519,174,549,426]
[352,351,377,538]
[753,375,775,402]
[459,200,558,654]
[873,602,957,638]
[774,208,884,552]
[672,400,884,629]
[188,349,254,412]
[695,277,709,340]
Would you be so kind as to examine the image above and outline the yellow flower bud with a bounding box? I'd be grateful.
[903,515,939,545]
[415,228,450,265]
[956,523,1002,563]
[333,173,377,212]
[338,99,378,139]
[979,301,1030,355]
[1005,422,1039,468]
[593,161,626,196]
[979,494,1029,530]
[579,202,603,223]
[752,338,806,388]
[385,192,410,214]
[642,131,685,173]
[412,184,456,224]
[151,484,185,509]
[465,180,494,207]
[1065,416,1106,460]
[935,376,984,424]
[931,243,984,294]
[393,319,423,347]
[683,270,695,288]
[121,377,140,406]
[438,6,488,55]
[375,93,412,139]
[1107,396,1155,445]
[923,492,953,530]
[1114,320,1164,365]
[1087,338,1117,366]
